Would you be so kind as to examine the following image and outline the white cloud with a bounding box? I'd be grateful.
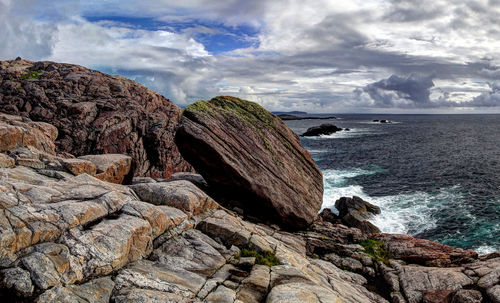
[2,0,500,112]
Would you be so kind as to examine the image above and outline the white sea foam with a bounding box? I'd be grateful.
[306,128,375,139]
[321,168,466,236]
[475,245,498,255]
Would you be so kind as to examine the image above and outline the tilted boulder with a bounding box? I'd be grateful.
[175,96,323,229]
[0,59,192,178]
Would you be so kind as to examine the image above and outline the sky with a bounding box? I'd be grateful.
[1,0,500,113]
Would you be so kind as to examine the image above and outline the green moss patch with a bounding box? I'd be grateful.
[235,249,281,267]
[359,239,392,264]
[185,96,277,130]
[20,70,41,80]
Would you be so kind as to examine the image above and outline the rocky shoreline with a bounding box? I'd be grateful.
[0,59,499,303]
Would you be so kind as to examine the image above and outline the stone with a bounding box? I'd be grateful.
[334,196,381,233]
[131,180,218,216]
[197,210,252,247]
[205,285,236,303]
[168,172,209,191]
[477,268,500,288]
[175,96,323,229]
[114,259,206,298]
[113,288,193,303]
[266,282,340,303]
[61,158,97,176]
[60,214,153,277]
[0,267,34,297]
[36,276,114,303]
[0,59,192,178]
[150,229,227,276]
[237,257,256,272]
[0,112,57,154]
[301,123,342,136]
[422,290,454,303]
[451,289,482,303]
[236,264,270,302]
[78,154,133,184]
[487,285,500,303]
[398,265,474,303]
[0,153,15,168]
[373,233,478,266]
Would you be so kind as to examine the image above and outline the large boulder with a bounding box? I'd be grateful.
[0,58,192,178]
[175,96,323,229]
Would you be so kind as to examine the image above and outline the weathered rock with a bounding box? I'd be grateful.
[0,59,192,178]
[205,285,236,303]
[114,259,206,298]
[150,229,227,276]
[113,288,193,303]
[0,267,34,297]
[61,158,97,176]
[451,289,482,303]
[0,112,58,154]
[373,233,478,266]
[131,180,218,216]
[197,210,252,247]
[60,214,153,277]
[79,154,133,184]
[36,276,114,303]
[335,196,381,233]
[301,123,342,136]
[175,96,323,229]
[0,153,15,168]
[397,265,473,303]
[236,264,270,302]
[487,285,500,303]
[168,172,209,191]
[266,282,340,303]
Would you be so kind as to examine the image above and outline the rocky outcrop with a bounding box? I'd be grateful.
[175,96,323,230]
[301,123,342,136]
[0,58,192,178]
[372,233,478,267]
[335,196,381,233]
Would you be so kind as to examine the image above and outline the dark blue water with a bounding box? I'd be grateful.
[285,114,500,254]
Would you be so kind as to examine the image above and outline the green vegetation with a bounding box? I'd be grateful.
[185,96,277,130]
[359,239,392,264]
[20,70,41,80]
[235,249,281,267]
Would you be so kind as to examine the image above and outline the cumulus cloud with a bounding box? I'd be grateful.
[2,0,500,112]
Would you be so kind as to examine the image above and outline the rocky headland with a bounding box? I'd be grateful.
[0,59,499,303]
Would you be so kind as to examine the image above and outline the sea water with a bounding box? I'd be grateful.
[285,114,500,254]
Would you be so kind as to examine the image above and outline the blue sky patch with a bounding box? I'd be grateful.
[84,15,260,54]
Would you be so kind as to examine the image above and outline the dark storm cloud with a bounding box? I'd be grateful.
[360,74,435,108]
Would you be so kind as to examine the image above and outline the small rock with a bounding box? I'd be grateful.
[301,123,342,136]
[78,154,134,184]
[61,158,97,176]
[451,289,482,303]
[238,257,256,270]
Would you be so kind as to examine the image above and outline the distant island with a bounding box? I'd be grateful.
[274,111,337,120]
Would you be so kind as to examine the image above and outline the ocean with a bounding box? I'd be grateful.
[285,114,500,255]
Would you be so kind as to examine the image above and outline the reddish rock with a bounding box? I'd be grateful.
[78,154,134,184]
[175,96,323,230]
[373,233,478,266]
[422,290,453,303]
[0,113,57,154]
[61,158,97,176]
[0,59,192,178]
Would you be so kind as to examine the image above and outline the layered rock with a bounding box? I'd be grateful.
[175,96,323,229]
[0,58,192,178]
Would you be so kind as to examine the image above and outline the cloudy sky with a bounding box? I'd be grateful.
[1,0,500,113]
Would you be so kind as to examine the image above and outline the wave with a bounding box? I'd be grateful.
[322,168,462,236]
